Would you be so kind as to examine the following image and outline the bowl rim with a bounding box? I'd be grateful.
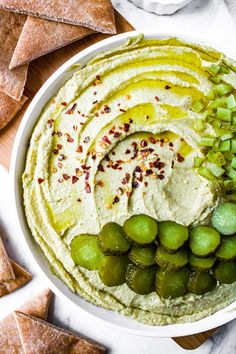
[10,29,236,338]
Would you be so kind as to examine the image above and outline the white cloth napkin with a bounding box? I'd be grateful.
[225,0,236,23]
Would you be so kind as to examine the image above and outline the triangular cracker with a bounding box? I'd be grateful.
[10,16,93,69]
[15,311,106,354]
[0,91,27,130]
[0,0,116,34]
[0,259,32,298]
[0,9,28,100]
[0,289,52,353]
[0,236,15,283]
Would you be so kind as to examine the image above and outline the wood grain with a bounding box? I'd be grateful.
[0,9,218,349]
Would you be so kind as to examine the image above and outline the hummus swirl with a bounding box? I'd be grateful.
[23,36,236,325]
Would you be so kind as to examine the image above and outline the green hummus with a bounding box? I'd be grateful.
[23,35,236,325]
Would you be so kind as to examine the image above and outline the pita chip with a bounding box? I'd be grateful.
[0,91,27,130]
[0,9,28,100]
[15,312,106,354]
[0,0,116,34]
[0,260,32,298]
[0,236,15,283]
[0,289,52,354]
[10,17,94,69]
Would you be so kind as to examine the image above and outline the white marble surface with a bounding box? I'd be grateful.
[1,0,236,353]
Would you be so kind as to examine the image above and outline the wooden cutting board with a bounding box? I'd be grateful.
[0,9,217,349]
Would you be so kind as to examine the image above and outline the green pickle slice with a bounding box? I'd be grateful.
[189,226,220,257]
[158,221,189,252]
[188,272,216,295]
[128,246,156,268]
[70,234,103,270]
[98,255,129,287]
[214,261,236,283]
[98,222,131,255]
[155,267,190,299]
[216,235,236,260]
[126,264,156,295]
[189,253,216,271]
[123,214,158,245]
[155,245,188,270]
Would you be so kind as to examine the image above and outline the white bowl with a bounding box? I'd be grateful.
[129,0,193,15]
[10,30,236,338]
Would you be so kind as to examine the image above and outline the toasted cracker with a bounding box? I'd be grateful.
[15,312,106,354]
[0,236,15,283]
[0,9,28,100]
[0,289,52,353]
[0,259,32,298]
[0,91,27,129]
[10,17,94,69]
[0,0,116,34]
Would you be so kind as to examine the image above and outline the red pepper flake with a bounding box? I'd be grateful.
[77,198,82,202]
[119,108,126,113]
[72,176,79,184]
[140,139,148,148]
[171,160,175,169]
[58,162,63,169]
[58,154,66,161]
[154,161,165,170]
[37,178,44,184]
[85,182,91,193]
[144,181,148,187]
[146,169,153,176]
[53,149,59,155]
[125,149,131,154]
[98,164,105,172]
[169,142,173,147]
[102,136,111,144]
[57,144,62,149]
[56,131,62,137]
[81,164,91,170]
[105,155,110,161]
[46,119,54,129]
[76,145,83,153]
[132,181,139,188]
[63,174,70,180]
[121,173,130,185]
[149,137,156,144]
[85,172,90,180]
[113,196,120,204]
[124,123,130,132]
[67,137,74,143]
[65,103,77,114]
[177,153,185,163]
[165,85,172,90]
[114,132,122,138]
[84,136,90,143]
[129,118,133,123]
[135,166,142,173]
[93,91,97,95]
[155,96,160,102]
[96,75,101,81]
[93,100,98,105]
[73,125,78,131]
[104,105,111,113]
[158,174,165,180]
[112,151,116,155]
[61,102,68,106]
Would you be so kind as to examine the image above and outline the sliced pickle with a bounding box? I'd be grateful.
[216,236,236,261]
[158,221,189,252]
[70,234,103,270]
[155,267,190,299]
[189,253,216,271]
[126,264,156,295]
[189,226,220,257]
[123,214,158,245]
[128,245,156,268]
[155,245,188,271]
[188,272,216,295]
[98,222,131,255]
[98,255,129,287]
[214,261,236,283]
